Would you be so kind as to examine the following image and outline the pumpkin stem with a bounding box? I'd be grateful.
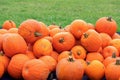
[107,17,112,22]
[68,51,72,56]
[83,33,89,38]
[116,59,120,65]
[34,32,42,37]
[77,51,81,55]
[0,51,4,56]
[59,37,64,43]
[87,61,90,65]
[68,56,74,62]
[112,52,116,58]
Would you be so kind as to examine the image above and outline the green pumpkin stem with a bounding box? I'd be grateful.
[107,17,112,22]
[112,52,116,58]
[59,37,64,43]
[116,59,120,65]
[83,33,89,38]
[34,32,42,37]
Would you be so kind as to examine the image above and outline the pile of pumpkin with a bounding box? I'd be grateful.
[0,17,120,80]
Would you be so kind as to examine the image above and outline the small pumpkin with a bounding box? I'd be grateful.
[0,29,8,34]
[52,32,75,53]
[3,33,28,57]
[70,19,89,39]
[105,59,120,80]
[33,38,53,58]
[0,62,4,78]
[39,56,57,71]
[7,54,30,79]
[81,29,102,52]
[85,60,105,80]
[71,45,86,59]
[56,56,84,80]
[8,28,18,33]
[87,23,95,30]
[50,51,59,62]
[112,33,120,39]
[18,19,49,43]
[2,20,16,30]
[22,59,50,80]
[95,17,117,36]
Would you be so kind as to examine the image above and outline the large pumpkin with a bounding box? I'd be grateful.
[52,32,75,53]
[3,33,28,57]
[56,56,84,80]
[95,17,117,36]
[18,19,49,43]
[105,59,120,80]
[81,29,102,52]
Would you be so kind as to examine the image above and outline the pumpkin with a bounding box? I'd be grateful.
[105,59,120,80]
[52,32,75,53]
[56,56,84,80]
[0,52,10,71]
[112,33,120,39]
[100,33,112,48]
[39,56,57,71]
[2,20,16,30]
[64,25,71,32]
[87,23,95,30]
[102,46,119,58]
[70,19,89,39]
[48,24,60,30]
[81,29,102,52]
[71,45,86,59]
[8,28,18,33]
[22,59,50,80]
[18,19,49,43]
[0,29,8,34]
[3,33,28,57]
[86,52,104,62]
[49,27,62,37]
[33,38,53,58]
[0,62,4,78]
[24,50,36,59]
[109,39,120,53]
[7,54,30,79]
[58,51,74,62]
[43,36,53,43]
[78,59,87,70]
[103,53,118,67]
[85,60,105,80]
[0,34,3,51]
[95,17,117,36]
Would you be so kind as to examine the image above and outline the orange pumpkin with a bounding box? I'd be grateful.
[0,29,8,34]
[78,59,87,70]
[85,60,105,80]
[49,27,62,37]
[102,46,119,58]
[105,59,120,80]
[103,53,118,67]
[95,17,117,36]
[81,29,102,52]
[56,56,84,80]
[22,59,50,80]
[18,19,49,43]
[33,38,53,58]
[0,52,10,71]
[58,51,74,62]
[50,51,59,62]
[86,52,104,62]
[0,62,4,78]
[0,34,3,51]
[25,50,36,59]
[48,24,60,30]
[71,45,86,59]
[39,56,57,71]
[43,36,53,43]
[8,28,18,33]
[7,54,30,79]
[70,19,89,39]
[52,32,75,53]
[109,39,120,53]
[87,23,95,29]
[100,33,112,48]
[3,33,28,57]
[64,25,71,32]
[112,33,120,39]
[2,20,16,30]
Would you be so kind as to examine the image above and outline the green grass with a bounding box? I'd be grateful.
[0,0,120,31]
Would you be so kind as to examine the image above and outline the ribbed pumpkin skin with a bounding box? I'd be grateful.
[3,33,28,58]
[81,29,102,52]
[22,59,50,80]
[18,19,49,43]
[52,32,75,53]
[95,17,117,37]
[105,59,120,80]
[56,57,84,80]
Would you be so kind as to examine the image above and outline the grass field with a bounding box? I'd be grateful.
[0,0,120,31]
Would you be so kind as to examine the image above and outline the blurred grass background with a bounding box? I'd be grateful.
[0,0,120,31]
